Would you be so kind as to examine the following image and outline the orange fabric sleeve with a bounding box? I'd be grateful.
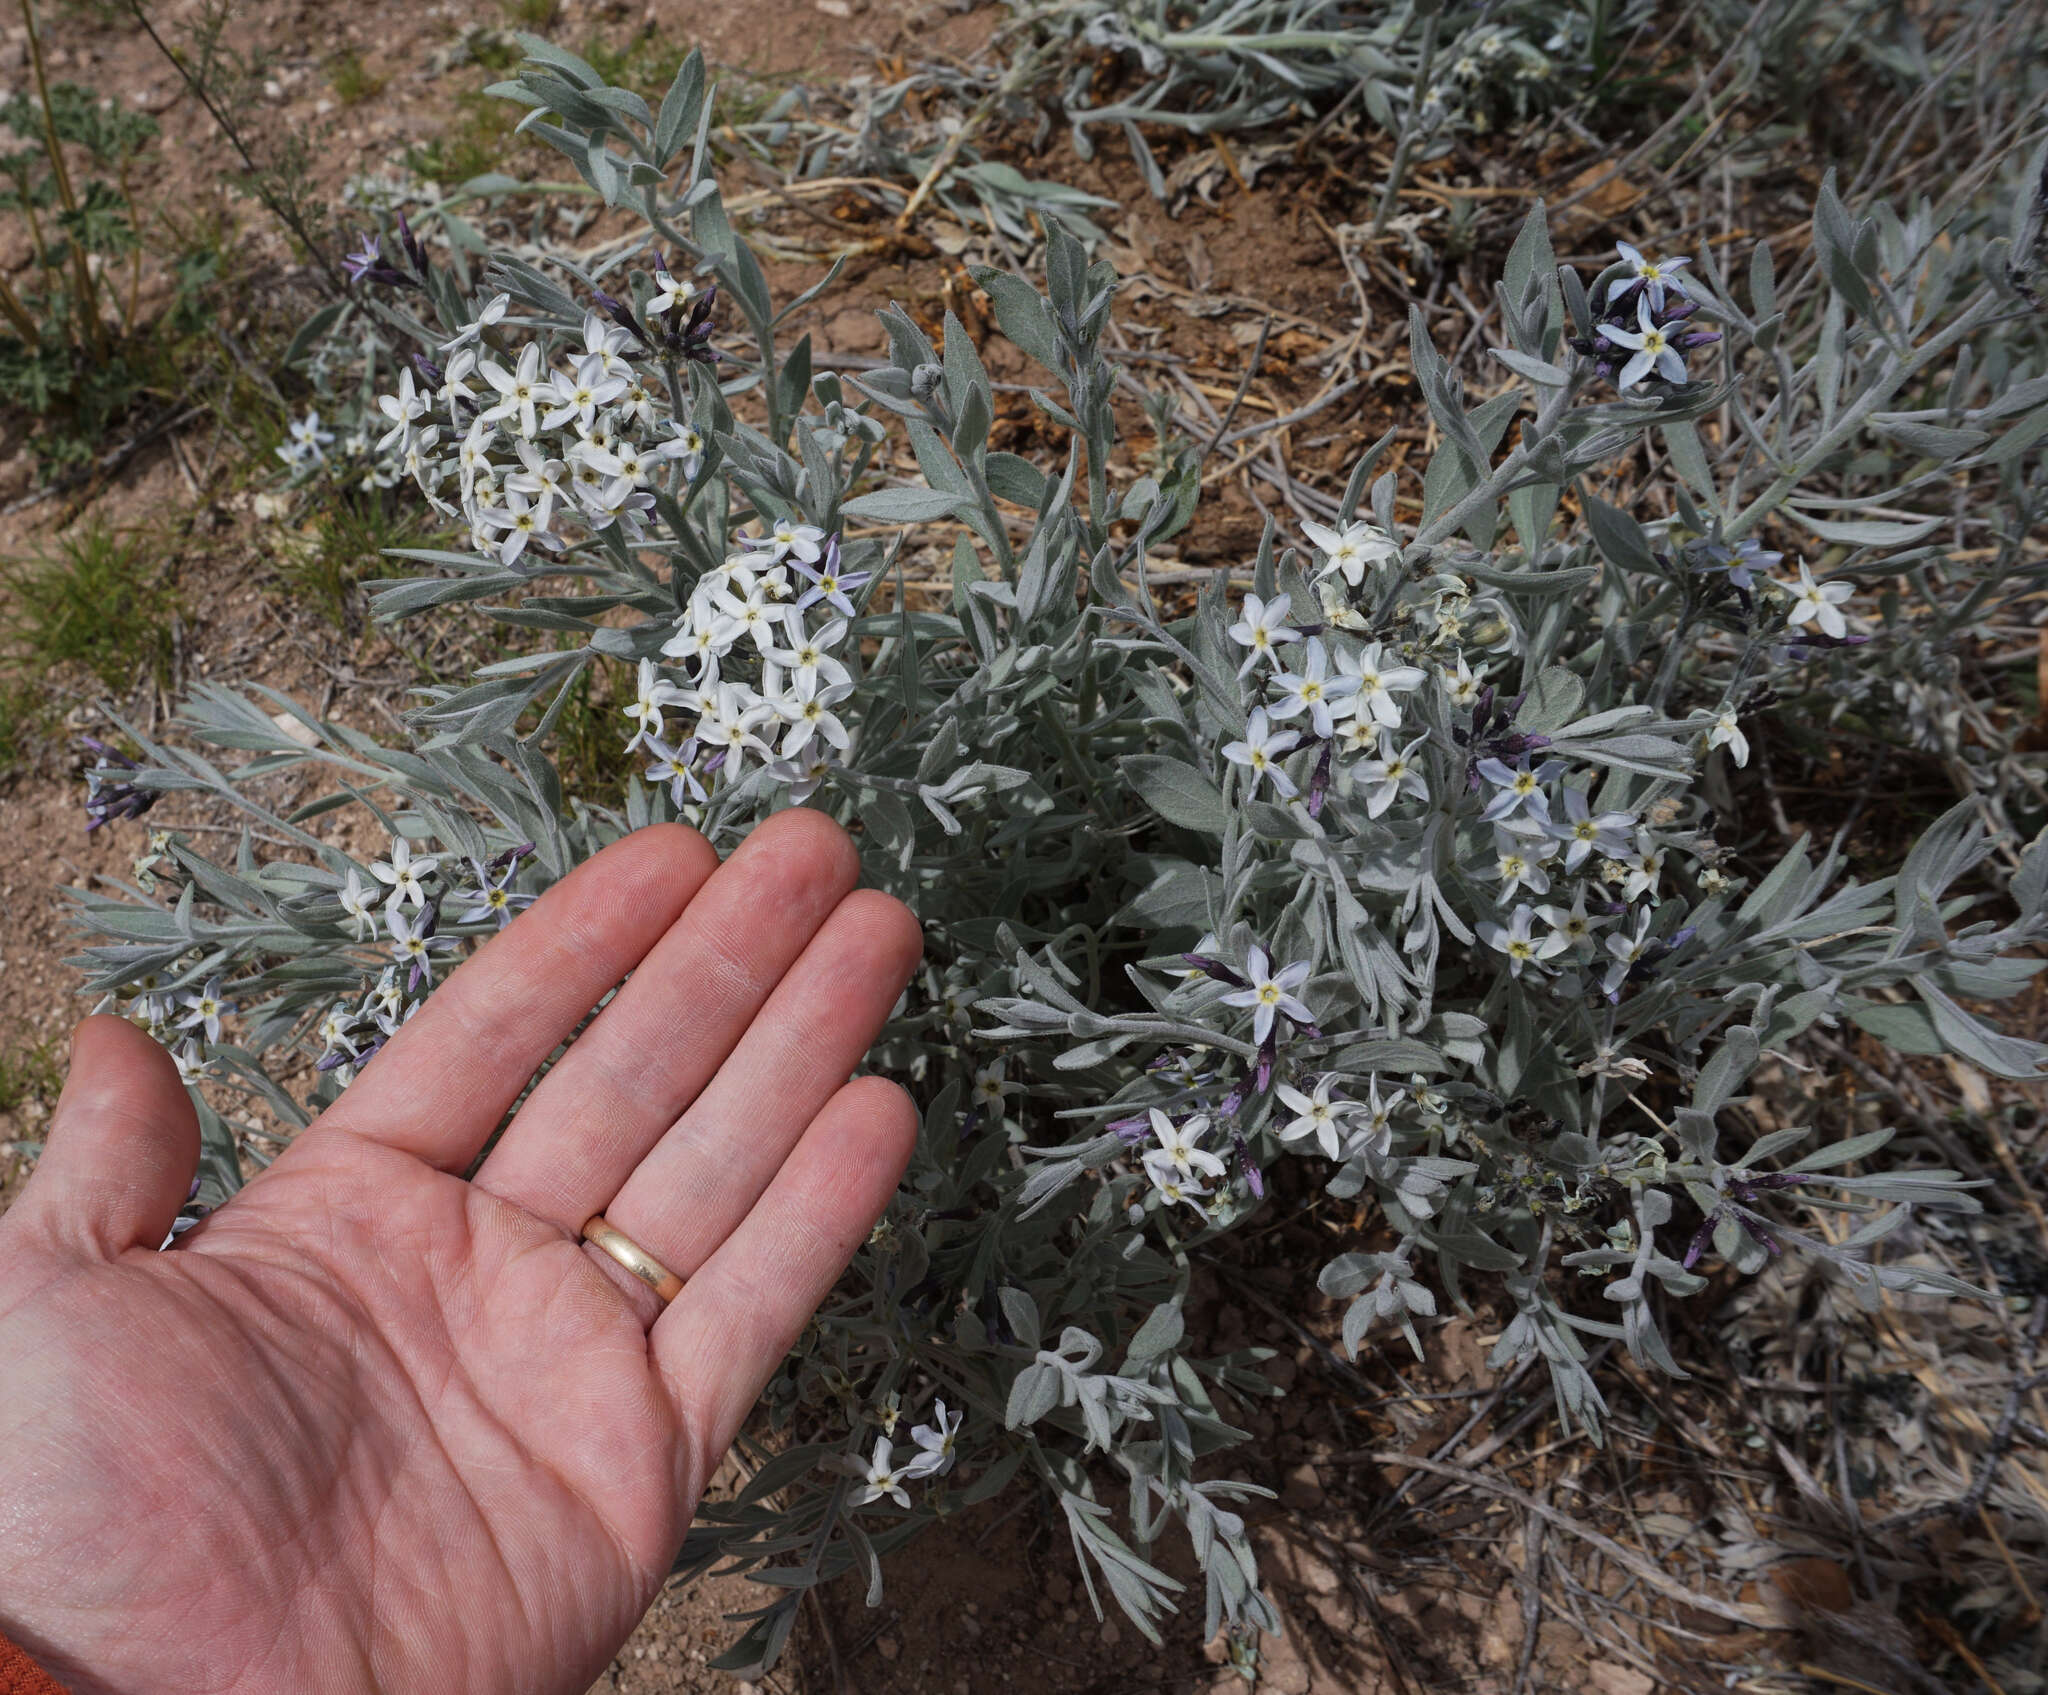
[0,1629,70,1695]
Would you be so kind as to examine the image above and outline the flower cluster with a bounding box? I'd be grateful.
[367,278,712,569]
[313,842,533,1073]
[633,524,871,809]
[854,1401,964,1507]
[1574,242,1722,391]
[82,738,158,832]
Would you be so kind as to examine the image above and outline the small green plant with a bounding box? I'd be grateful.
[406,86,534,185]
[0,0,164,471]
[546,664,636,798]
[0,522,179,760]
[0,1037,61,1116]
[278,492,452,629]
[329,47,385,106]
[500,0,558,29]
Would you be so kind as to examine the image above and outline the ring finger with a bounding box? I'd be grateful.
[595,884,920,1302]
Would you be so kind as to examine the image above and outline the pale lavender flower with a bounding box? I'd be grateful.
[1477,754,1565,825]
[1267,638,1359,739]
[1227,592,1302,677]
[1544,787,1636,870]
[1614,241,1692,313]
[1221,708,1302,798]
[1274,1075,1356,1160]
[855,1438,913,1508]
[1786,563,1853,639]
[1603,295,1691,389]
[455,858,534,929]
[177,975,234,1044]
[369,838,440,910]
[1301,517,1399,587]
[1220,945,1313,1043]
[1480,904,1568,977]
[1488,827,1553,901]
[790,537,869,618]
[904,1402,963,1478]
[387,903,456,991]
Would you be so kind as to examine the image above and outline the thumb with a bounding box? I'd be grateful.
[6,1016,199,1261]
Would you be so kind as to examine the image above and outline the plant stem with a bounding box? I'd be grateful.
[118,153,144,333]
[124,0,349,297]
[1369,9,1441,239]
[21,0,108,360]
[0,269,41,345]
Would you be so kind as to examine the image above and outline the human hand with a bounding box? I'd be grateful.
[0,812,922,1695]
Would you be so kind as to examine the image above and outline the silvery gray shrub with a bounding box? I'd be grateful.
[68,34,2048,1675]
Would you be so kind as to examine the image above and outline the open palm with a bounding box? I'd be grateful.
[0,812,922,1695]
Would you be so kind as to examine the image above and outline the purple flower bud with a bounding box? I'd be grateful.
[591,289,651,351]
[411,352,444,390]
[82,738,158,832]
[1107,1112,1151,1145]
[1216,1085,1246,1119]
[670,284,722,366]
[1183,954,1248,988]
[1682,1209,1720,1269]
[396,211,429,281]
[1674,330,1721,351]
[1737,1213,1783,1257]
[1254,1029,1277,1095]
[1308,739,1333,819]
[1233,1131,1265,1199]
[1734,1172,1808,1196]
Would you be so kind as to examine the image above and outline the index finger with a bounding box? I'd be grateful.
[317,823,719,1171]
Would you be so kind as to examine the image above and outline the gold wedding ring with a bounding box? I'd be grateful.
[580,1215,685,1305]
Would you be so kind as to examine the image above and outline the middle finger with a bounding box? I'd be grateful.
[470,807,860,1225]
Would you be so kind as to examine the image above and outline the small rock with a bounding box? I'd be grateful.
[876,1636,899,1662]
[1046,1572,1071,1603]
[1295,1551,1340,1596]
[813,0,851,12]
[269,711,321,749]
[1099,1620,1121,1648]
[1280,1463,1324,1511]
